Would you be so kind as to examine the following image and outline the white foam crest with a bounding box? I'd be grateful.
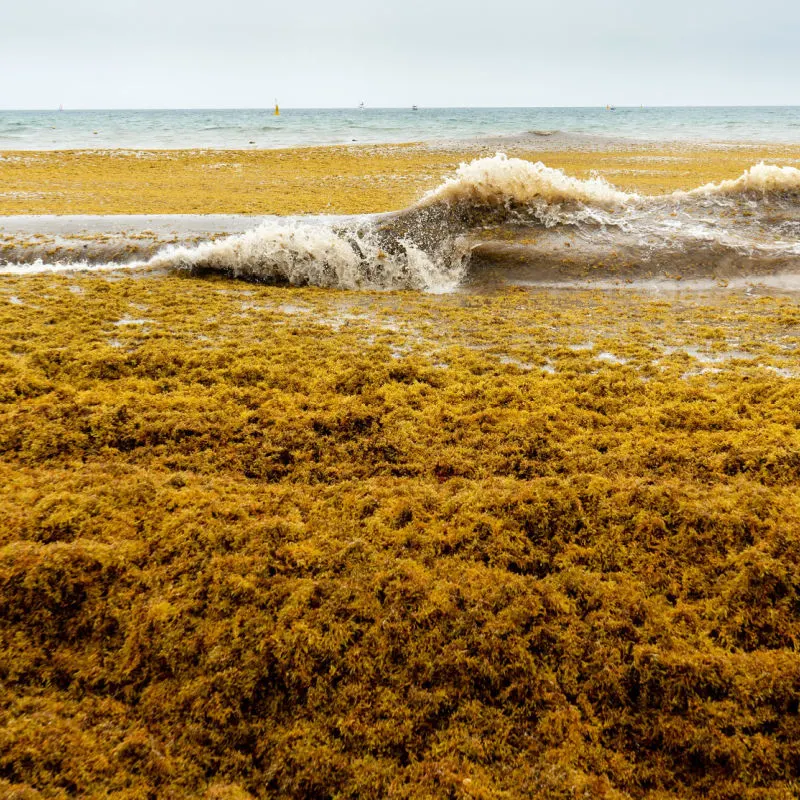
[686,162,800,197]
[418,153,637,211]
[147,219,466,292]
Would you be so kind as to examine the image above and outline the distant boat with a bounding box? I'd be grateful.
[606,104,616,111]
[274,100,280,116]
[411,104,418,111]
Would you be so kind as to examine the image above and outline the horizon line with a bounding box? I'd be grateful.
[2,104,800,113]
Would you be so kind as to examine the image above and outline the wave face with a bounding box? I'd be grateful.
[140,155,642,288]
[3,155,800,290]
[146,219,469,292]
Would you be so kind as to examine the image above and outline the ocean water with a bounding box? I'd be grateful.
[1,107,800,150]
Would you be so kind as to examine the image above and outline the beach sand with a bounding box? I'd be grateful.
[2,141,800,799]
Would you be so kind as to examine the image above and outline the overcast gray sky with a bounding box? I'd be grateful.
[2,0,798,109]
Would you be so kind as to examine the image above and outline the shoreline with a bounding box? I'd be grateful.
[6,128,800,155]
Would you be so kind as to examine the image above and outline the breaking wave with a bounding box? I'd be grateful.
[148,220,468,293]
[686,162,800,197]
[139,155,639,289]
[419,154,635,209]
[2,154,800,290]
[142,154,640,289]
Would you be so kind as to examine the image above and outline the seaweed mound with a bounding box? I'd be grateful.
[1,276,799,799]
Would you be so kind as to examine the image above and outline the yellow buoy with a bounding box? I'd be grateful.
[274,100,280,116]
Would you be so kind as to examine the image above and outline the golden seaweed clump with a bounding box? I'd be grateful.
[1,274,800,799]
[2,142,800,215]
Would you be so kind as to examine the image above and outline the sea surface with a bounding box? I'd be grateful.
[1,107,800,150]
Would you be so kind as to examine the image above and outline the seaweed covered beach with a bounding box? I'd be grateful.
[2,273,800,798]
[1,138,800,798]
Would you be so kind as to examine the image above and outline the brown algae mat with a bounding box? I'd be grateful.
[1,274,800,798]
[3,142,800,215]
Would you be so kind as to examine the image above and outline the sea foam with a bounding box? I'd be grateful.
[147,219,468,292]
[418,153,636,209]
[687,162,800,197]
